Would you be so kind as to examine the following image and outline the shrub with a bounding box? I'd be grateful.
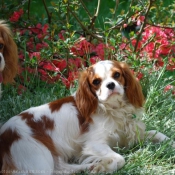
[0,0,174,92]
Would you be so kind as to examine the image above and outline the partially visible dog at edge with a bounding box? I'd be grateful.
[0,62,174,172]
[0,20,18,98]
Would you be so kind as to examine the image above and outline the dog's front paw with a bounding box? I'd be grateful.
[90,155,125,173]
[90,162,106,173]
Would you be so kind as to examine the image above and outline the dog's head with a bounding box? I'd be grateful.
[75,60,144,122]
[0,20,18,84]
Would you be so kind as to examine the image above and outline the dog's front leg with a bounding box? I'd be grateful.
[80,142,125,173]
[146,130,175,148]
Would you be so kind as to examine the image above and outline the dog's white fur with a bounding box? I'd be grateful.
[0,60,174,174]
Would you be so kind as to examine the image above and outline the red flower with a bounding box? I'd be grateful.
[38,68,47,76]
[36,42,48,51]
[94,43,105,59]
[20,29,29,35]
[39,61,59,72]
[38,67,61,84]
[123,24,128,28]
[27,41,34,50]
[136,72,144,80]
[28,23,49,39]
[9,9,23,22]
[90,56,101,65]
[61,71,78,88]
[37,34,44,39]
[159,44,171,55]
[164,85,175,95]
[18,52,24,60]
[70,37,94,56]
[68,58,85,71]
[155,59,164,67]
[58,30,65,40]
[164,85,173,92]
[52,59,67,71]
[42,24,49,33]
[94,43,114,60]
[29,52,41,59]
[166,58,175,71]
[29,27,41,34]
[137,16,145,26]
[131,39,142,50]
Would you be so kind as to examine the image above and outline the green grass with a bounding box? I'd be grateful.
[0,80,70,122]
[0,66,175,174]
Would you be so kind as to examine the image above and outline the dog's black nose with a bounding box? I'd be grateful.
[106,82,115,90]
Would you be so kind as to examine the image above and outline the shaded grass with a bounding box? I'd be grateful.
[0,80,69,122]
[0,65,175,174]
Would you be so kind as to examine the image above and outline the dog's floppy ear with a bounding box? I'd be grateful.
[0,21,18,83]
[75,68,98,123]
[119,62,145,107]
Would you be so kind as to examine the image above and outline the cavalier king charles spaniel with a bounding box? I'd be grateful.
[0,60,174,174]
[0,20,18,97]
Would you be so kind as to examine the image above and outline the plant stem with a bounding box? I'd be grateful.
[88,0,101,30]
[147,23,175,29]
[67,6,103,41]
[27,0,31,20]
[79,0,92,18]
[42,0,52,24]
[134,0,153,52]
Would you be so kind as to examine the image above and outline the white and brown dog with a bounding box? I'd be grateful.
[0,60,174,174]
[0,20,18,97]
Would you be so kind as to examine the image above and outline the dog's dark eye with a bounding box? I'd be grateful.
[113,72,120,79]
[0,43,4,49]
[92,79,101,86]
